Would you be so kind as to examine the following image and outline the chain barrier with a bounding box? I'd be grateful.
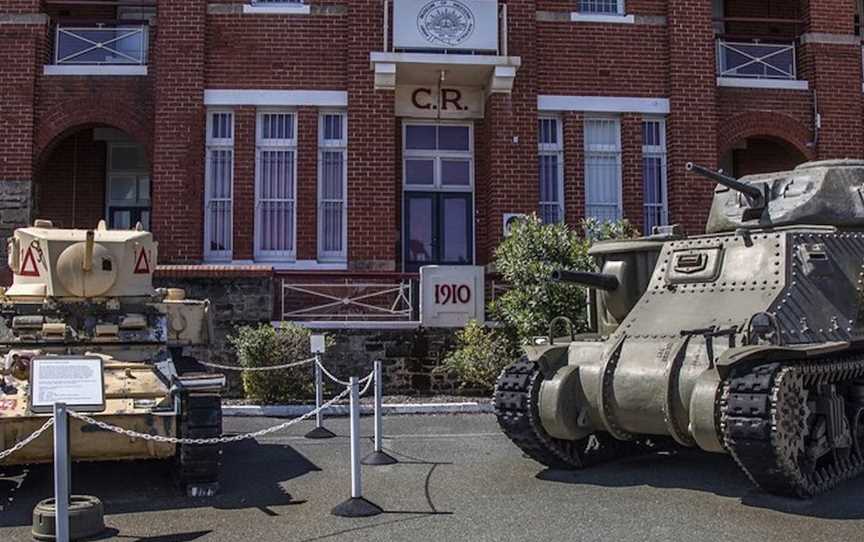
[68,386,350,446]
[195,356,316,372]
[0,417,55,462]
[316,359,374,388]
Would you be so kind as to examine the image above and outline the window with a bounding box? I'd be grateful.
[577,0,624,15]
[642,118,668,234]
[204,111,234,261]
[318,112,347,262]
[255,111,297,261]
[584,117,622,222]
[403,123,473,190]
[403,122,474,272]
[106,143,150,230]
[538,117,565,224]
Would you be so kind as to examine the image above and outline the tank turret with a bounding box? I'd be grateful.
[688,159,864,233]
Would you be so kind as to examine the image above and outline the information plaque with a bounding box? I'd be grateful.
[30,357,106,413]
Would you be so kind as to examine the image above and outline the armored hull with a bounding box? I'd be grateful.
[495,160,864,497]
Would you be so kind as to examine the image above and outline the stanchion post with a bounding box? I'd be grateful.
[362,360,396,465]
[331,376,382,517]
[53,402,70,542]
[305,356,335,439]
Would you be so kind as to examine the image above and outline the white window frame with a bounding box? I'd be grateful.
[402,120,474,192]
[584,116,623,222]
[318,111,348,263]
[255,109,298,262]
[204,109,234,262]
[538,116,565,224]
[642,117,669,234]
[576,0,625,15]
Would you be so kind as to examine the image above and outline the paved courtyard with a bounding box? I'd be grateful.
[2,413,864,542]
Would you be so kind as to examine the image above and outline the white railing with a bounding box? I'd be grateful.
[716,39,796,80]
[281,278,415,321]
[55,24,148,65]
[382,0,507,55]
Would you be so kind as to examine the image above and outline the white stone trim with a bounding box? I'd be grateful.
[242,4,310,15]
[716,77,810,91]
[570,13,635,24]
[204,89,348,107]
[43,65,148,76]
[538,95,670,114]
[271,260,348,271]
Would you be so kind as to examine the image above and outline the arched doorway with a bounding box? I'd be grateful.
[34,126,151,230]
[719,136,809,179]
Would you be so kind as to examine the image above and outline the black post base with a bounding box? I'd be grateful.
[304,426,336,439]
[331,497,383,518]
[361,450,398,466]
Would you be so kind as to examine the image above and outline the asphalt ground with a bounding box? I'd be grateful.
[2,413,864,542]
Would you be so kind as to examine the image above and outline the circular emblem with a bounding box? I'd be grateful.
[417,0,476,47]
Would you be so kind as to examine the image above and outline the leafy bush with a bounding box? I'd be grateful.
[227,322,315,403]
[438,320,519,393]
[492,215,638,340]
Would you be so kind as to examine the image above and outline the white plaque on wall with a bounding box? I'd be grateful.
[30,357,105,413]
[420,265,485,328]
[393,0,499,52]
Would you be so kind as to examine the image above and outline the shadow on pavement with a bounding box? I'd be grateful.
[0,439,319,528]
[535,447,864,520]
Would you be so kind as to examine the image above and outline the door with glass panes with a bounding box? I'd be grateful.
[106,143,150,229]
[403,122,474,272]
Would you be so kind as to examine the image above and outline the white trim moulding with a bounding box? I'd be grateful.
[204,89,348,107]
[538,95,670,114]
[570,13,636,24]
[242,4,311,15]
[716,77,810,91]
[43,65,148,76]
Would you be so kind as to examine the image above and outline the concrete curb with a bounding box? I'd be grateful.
[222,401,494,417]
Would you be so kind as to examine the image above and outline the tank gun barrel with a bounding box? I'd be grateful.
[685,162,765,204]
[551,270,619,291]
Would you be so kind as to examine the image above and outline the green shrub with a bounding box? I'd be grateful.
[492,215,638,340]
[438,320,519,393]
[227,322,315,403]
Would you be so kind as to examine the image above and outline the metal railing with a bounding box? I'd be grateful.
[54,23,149,65]
[716,39,796,80]
[281,277,415,321]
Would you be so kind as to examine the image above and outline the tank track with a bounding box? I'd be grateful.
[176,393,222,493]
[493,357,642,469]
[722,356,864,497]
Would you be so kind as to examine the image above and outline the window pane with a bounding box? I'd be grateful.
[407,197,434,263]
[585,118,621,222]
[442,197,469,263]
[261,113,294,140]
[323,114,343,142]
[137,176,150,202]
[211,113,232,140]
[109,176,137,202]
[441,159,471,186]
[578,0,621,14]
[405,159,434,185]
[438,126,470,151]
[258,150,295,254]
[113,210,131,230]
[539,118,558,145]
[321,151,344,199]
[111,145,147,170]
[406,125,436,150]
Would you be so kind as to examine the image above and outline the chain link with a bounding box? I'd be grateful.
[0,417,54,462]
[68,386,351,446]
[316,360,374,387]
[195,356,317,372]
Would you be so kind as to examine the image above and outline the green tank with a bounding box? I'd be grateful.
[494,159,864,497]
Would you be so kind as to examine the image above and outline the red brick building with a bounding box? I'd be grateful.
[1,0,862,315]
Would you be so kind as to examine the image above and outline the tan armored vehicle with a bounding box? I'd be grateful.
[495,160,864,497]
[0,220,224,495]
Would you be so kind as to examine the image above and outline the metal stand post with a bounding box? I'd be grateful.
[362,361,396,465]
[331,377,382,518]
[305,357,335,439]
[54,403,70,542]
